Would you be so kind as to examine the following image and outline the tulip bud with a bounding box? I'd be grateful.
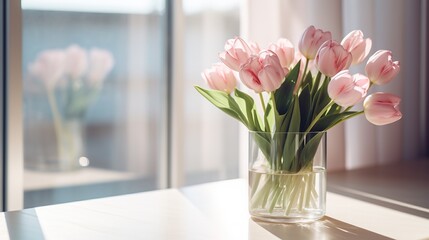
[328,70,370,107]
[315,40,352,77]
[201,63,237,94]
[219,37,252,71]
[268,38,295,69]
[365,50,400,85]
[341,30,372,65]
[248,41,261,55]
[299,25,332,60]
[87,48,114,86]
[239,50,287,93]
[65,44,88,79]
[363,92,402,125]
[28,49,66,90]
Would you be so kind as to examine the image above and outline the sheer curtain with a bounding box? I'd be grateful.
[239,0,424,174]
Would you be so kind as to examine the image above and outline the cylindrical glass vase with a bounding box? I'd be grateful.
[248,131,327,223]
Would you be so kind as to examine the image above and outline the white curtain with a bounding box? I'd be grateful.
[240,0,423,173]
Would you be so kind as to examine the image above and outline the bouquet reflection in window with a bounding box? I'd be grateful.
[28,45,114,171]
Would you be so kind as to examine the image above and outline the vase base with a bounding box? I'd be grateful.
[250,214,324,224]
[25,159,83,172]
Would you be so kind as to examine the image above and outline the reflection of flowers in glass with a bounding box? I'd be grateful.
[28,45,114,169]
[28,44,114,119]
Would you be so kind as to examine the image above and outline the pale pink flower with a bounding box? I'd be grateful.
[87,48,114,86]
[239,50,287,93]
[299,25,332,60]
[268,38,295,69]
[364,92,402,125]
[365,50,400,85]
[248,41,261,55]
[219,37,252,71]
[64,44,88,79]
[201,63,237,94]
[28,49,66,90]
[341,30,372,65]
[315,40,352,77]
[328,70,369,107]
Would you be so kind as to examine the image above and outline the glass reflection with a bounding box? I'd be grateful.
[23,4,165,207]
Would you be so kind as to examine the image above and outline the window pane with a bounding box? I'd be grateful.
[182,0,240,185]
[22,2,166,207]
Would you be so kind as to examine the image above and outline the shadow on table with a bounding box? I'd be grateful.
[249,216,393,240]
[5,209,46,240]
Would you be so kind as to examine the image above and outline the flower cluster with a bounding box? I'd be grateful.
[197,25,401,130]
[28,44,114,119]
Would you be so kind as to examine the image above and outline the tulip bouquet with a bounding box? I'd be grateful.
[28,45,114,170]
[195,26,401,217]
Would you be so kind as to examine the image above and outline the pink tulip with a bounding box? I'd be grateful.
[219,37,252,71]
[365,50,400,85]
[315,40,352,77]
[328,70,370,107]
[65,44,88,79]
[363,92,402,125]
[87,48,114,86]
[248,41,261,55]
[201,63,237,94]
[298,25,332,60]
[239,50,287,93]
[28,49,66,90]
[268,38,295,69]
[341,30,372,65]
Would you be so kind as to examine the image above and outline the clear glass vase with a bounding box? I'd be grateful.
[248,131,327,223]
[55,118,85,171]
[26,118,85,172]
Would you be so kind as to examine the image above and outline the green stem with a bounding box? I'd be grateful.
[300,58,310,86]
[47,90,70,168]
[305,100,334,133]
[47,90,63,144]
[259,92,266,113]
[270,92,277,132]
[259,92,272,133]
[326,111,364,131]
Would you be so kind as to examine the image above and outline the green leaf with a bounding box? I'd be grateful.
[252,109,263,132]
[194,86,247,126]
[298,85,311,131]
[310,77,331,122]
[64,88,99,119]
[311,71,322,97]
[288,96,301,133]
[252,131,271,163]
[312,111,359,131]
[274,61,301,115]
[264,102,274,132]
[282,97,301,170]
[327,103,339,115]
[304,71,313,92]
[234,88,257,130]
[299,132,325,169]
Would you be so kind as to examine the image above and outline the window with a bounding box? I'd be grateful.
[21,1,167,207]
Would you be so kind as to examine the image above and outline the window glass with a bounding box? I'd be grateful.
[22,1,166,207]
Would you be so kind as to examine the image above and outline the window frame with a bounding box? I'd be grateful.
[3,0,24,211]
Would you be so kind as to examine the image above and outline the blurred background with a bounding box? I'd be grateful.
[21,0,240,208]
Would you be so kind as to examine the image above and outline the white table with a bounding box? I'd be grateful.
[2,178,429,240]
